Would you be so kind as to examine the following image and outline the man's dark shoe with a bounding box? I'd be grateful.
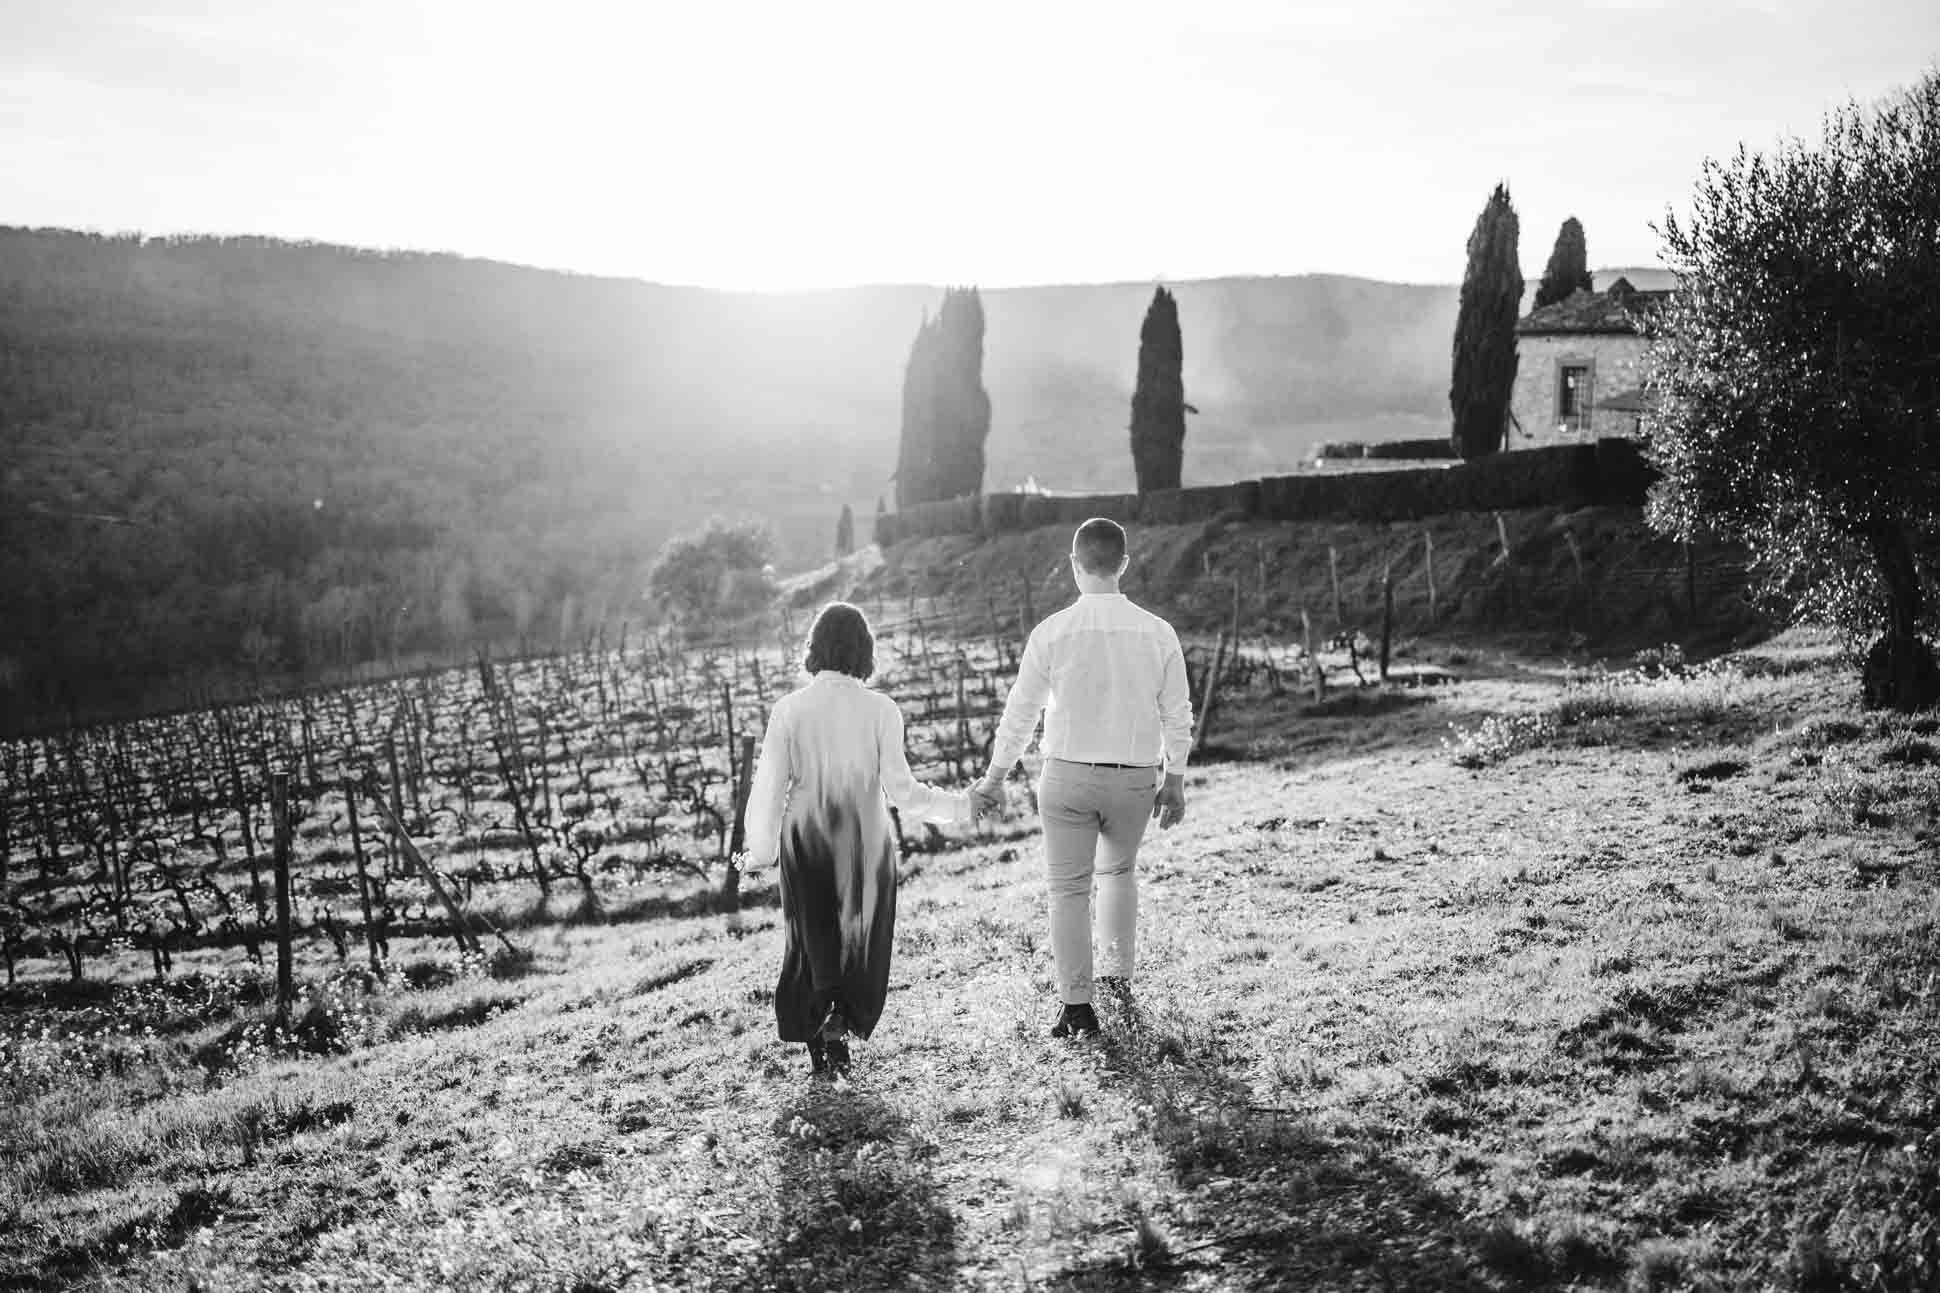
[1051,1003,1101,1038]
[824,1036,852,1076]
[807,1039,830,1078]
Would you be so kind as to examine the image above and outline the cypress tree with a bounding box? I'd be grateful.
[1533,216,1592,310]
[1129,286,1186,493]
[894,288,990,507]
[895,309,939,509]
[1449,184,1523,459]
[930,288,991,502]
[834,503,855,557]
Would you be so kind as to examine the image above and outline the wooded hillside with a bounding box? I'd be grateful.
[0,228,1457,721]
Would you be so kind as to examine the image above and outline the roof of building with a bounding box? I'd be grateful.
[1592,267,1678,293]
[1517,281,1671,336]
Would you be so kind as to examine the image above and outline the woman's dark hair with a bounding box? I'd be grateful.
[804,602,875,680]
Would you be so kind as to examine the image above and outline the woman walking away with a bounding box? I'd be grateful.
[744,602,973,1078]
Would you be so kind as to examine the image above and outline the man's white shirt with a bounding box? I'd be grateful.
[987,592,1194,774]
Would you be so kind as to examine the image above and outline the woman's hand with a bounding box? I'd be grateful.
[970,777,1006,818]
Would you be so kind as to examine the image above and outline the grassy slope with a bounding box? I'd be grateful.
[861,506,1766,663]
[5,633,1938,1291]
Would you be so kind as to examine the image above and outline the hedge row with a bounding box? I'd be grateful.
[875,439,1657,546]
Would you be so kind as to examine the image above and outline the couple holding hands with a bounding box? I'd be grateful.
[743,518,1195,1077]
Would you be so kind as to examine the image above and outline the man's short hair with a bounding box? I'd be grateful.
[804,602,875,680]
[1071,518,1128,575]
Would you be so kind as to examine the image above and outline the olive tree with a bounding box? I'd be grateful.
[1645,71,1940,709]
[644,517,776,625]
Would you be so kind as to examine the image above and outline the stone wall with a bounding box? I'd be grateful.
[872,440,1659,547]
[1510,333,1647,443]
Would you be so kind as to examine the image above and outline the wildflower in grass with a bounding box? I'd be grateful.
[1444,713,1556,768]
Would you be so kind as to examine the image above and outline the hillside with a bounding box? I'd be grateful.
[0,228,1460,722]
[4,631,1936,1290]
[836,504,1766,668]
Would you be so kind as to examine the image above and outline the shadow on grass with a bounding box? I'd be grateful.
[1,1182,231,1293]
[733,1085,958,1293]
[1236,683,1460,773]
[1066,993,1571,1292]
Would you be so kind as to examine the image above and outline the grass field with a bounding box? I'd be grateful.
[4,629,1937,1291]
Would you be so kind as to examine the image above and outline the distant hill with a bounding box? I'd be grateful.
[0,228,1458,720]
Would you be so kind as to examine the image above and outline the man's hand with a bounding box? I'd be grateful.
[1152,773,1186,830]
[970,776,1007,818]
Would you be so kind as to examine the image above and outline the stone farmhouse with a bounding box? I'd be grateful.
[1509,275,1672,442]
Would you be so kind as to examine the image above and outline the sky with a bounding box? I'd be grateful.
[2,0,1936,292]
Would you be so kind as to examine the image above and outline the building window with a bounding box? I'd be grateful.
[1556,362,1592,433]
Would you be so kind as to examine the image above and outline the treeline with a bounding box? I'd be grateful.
[0,230,717,726]
[0,229,1461,728]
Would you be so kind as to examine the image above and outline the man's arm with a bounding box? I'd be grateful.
[975,627,1053,810]
[1153,624,1193,829]
[1156,623,1194,774]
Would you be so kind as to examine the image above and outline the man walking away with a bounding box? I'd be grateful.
[972,518,1193,1037]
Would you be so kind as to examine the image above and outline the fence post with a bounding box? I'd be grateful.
[271,772,295,1027]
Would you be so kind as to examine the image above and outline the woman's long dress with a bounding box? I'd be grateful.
[744,672,969,1042]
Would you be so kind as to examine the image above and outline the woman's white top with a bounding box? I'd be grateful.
[744,672,972,868]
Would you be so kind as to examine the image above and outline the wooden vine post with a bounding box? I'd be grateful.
[1301,608,1324,702]
[365,777,483,957]
[1379,563,1395,682]
[1423,529,1437,622]
[1493,512,1516,619]
[270,772,295,1026]
[1328,546,1343,625]
[1684,542,1699,625]
[342,777,383,971]
[1191,631,1230,756]
[954,661,972,783]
